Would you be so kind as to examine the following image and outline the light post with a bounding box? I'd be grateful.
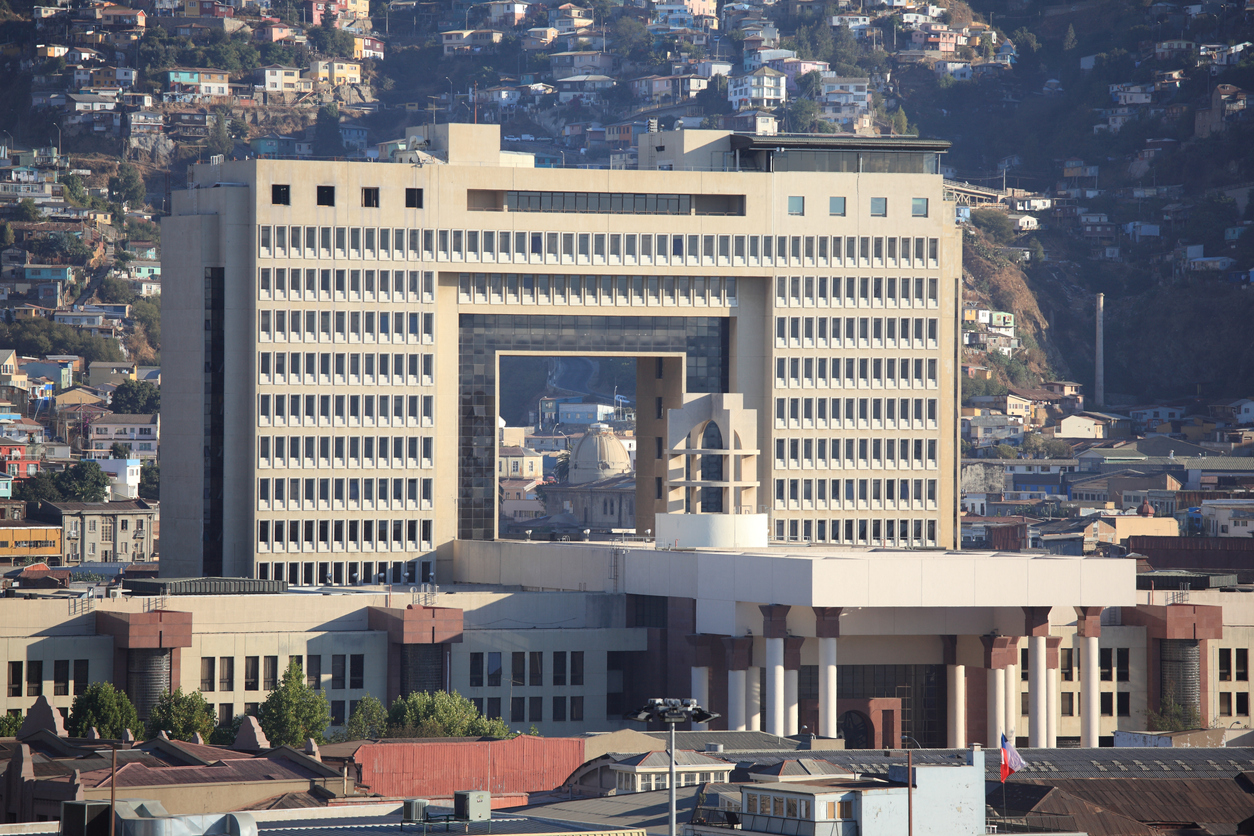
[446,76,455,114]
[626,698,719,836]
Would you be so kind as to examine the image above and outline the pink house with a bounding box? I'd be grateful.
[254,22,293,42]
[912,26,959,52]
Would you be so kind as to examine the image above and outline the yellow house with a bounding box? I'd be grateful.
[307,59,362,87]
[36,44,70,58]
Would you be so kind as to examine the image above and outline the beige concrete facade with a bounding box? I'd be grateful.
[163,124,960,582]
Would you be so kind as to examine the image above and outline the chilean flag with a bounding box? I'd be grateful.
[1000,733,1025,782]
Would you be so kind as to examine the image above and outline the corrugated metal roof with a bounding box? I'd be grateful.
[1013,776,1254,829]
[502,785,703,835]
[611,750,732,769]
[641,731,801,752]
[123,577,289,596]
[80,754,323,788]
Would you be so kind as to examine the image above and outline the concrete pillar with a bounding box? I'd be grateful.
[987,666,1006,747]
[1004,662,1018,741]
[1075,607,1103,748]
[784,669,799,736]
[947,664,966,748]
[814,608,842,740]
[819,636,838,738]
[1046,636,1061,749]
[1082,635,1100,747]
[722,636,752,733]
[765,637,785,736]
[691,666,710,730]
[759,605,790,738]
[746,667,761,730]
[727,668,746,731]
[1029,635,1047,748]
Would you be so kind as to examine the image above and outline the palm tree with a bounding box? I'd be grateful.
[554,450,570,482]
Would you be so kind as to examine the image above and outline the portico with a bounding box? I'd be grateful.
[455,540,1138,748]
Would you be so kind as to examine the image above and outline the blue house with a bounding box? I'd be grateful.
[23,265,71,283]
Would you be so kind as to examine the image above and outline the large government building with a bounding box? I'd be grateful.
[162,123,960,582]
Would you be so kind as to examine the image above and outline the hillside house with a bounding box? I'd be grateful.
[729,66,786,110]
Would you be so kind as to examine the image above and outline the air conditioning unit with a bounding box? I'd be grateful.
[453,791,490,823]
[402,799,428,823]
[61,801,111,836]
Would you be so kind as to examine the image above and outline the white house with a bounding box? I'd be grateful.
[90,457,142,499]
[1200,499,1254,538]
[729,66,786,110]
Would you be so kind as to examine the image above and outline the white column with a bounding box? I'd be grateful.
[1081,635,1100,747]
[691,666,710,731]
[784,668,799,736]
[1029,635,1047,748]
[765,637,785,736]
[947,664,966,748]
[987,667,1005,747]
[1004,662,1018,742]
[745,666,761,731]
[727,669,746,731]
[819,636,838,738]
[1046,669,1059,749]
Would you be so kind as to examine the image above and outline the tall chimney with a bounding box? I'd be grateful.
[1095,293,1105,408]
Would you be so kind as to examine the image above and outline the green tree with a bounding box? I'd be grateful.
[0,712,22,736]
[147,688,215,741]
[342,694,388,740]
[14,471,63,503]
[961,438,973,457]
[891,107,908,136]
[0,224,13,247]
[1062,24,1077,50]
[110,379,160,414]
[553,450,570,482]
[994,444,1019,459]
[612,17,648,57]
[257,660,331,746]
[57,461,110,502]
[68,683,142,739]
[969,208,1016,245]
[209,712,247,746]
[206,110,233,158]
[1145,689,1200,731]
[98,275,138,305]
[312,104,345,158]
[139,462,159,500]
[1011,27,1039,52]
[15,199,43,221]
[387,690,510,738]
[108,164,146,207]
[132,297,161,351]
[110,442,130,459]
[788,97,820,132]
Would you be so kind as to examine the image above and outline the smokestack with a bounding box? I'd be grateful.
[1095,293,1105,408]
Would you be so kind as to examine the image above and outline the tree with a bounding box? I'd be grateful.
[891,107,908,136]
[1145,689,1200,731]
[969,208,1016,245]
[1012,27,1039,53]
[206,109,233,158]
[257,660,331,746]
[14,470,63,503]
[110,379,160,414]
[342,694,388,740]
[0,712,21,737]
[1062,24,1077,51]
[0,224,13,247]
[108,164,146,208]
[98,275,138,305]
[788,98,820,132]
[110,442,130,459]
[68,682,142,739]
[994,444,1019,459]
[139,462,159,500]
[312,104,344,158]
[553,450,570,482]
[612,17,648,57]
[387,690,510,738]
[15,199,43,221]
[147,688,215,741]
[57,461,110,502]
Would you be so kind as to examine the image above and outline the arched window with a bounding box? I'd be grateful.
[700,422,724,513]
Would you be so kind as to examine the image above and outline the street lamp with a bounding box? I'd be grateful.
[625,698,719,836]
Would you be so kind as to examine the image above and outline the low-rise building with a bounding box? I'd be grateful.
[87,412,159,458]
[0,520,62,566]
[306,60,361,87]
[1201,499,1254,538]
[28,498,157,564]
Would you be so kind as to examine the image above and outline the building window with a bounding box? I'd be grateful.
[829,196,846,216]
[201,657,215,692]
[487,697,501,719]
[1060,692,1074,716]
[1239,648,1249,681]
[349,654,364,689]
[263,656,278,690]
[317,185,335,206]
[1100,691,1113,716]
[529,651,542,686]
[870,197,887,217]
[552,651,566,687]
[331,701,345,726]
[1060,648,1074,681]
[1116,648,1129,682]
[1221,692,1233,716]
[511,696,525,722]
[406,188,423,208]
[307,655,321,690]
[7,662,19,697]
[219,656,234,692]
[787,196,804,216]
[487,652,502,687]
[362,187,380,208]
[218,704,232,727]
[470,652,484,687]
[332,655,346,689]
[73,660,88,696]
[911,197,928,217]
[272,184,290,205]
[1221,648,1233,681]
[1116,691,1130,716]
[570,695,583,721]
[529,695,543,722]
[53,660,69,696]
[552,696,566,721]
[1239,692,1250,716]
[1100,648,1113,681]
[571,651,584,686]
[1021,692,1029,716]
[512,652,525,686]
[245,656,259,691]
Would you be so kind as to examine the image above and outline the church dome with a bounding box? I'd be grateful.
[1138,498,1155,517]
[568,423,632,484]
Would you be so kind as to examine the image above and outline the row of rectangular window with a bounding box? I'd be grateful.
[257,394,434,427]
[775,478,938,506]
[258,309,434,343]
[257,226,941,271]
[1048,691,1134,717]
[773,517,938,546]
[200,654,364,693]
[259,352,433,386]
[775,316,939,349]
[458,272,737,308]
[7,659,88,698]
[790,195,929,219]
[775,356,939,393]
[775,433,938,467]
[258,435,433,469]
[258,476,433,509]
[468,651,585,688]
[271,184,421,209]
[259,268,434,303]
[257,518,433,551]
[778,275,939,308]
[257,559,421,586]
[1219,648,1250,681]
[470,695,585,724]
[775,395,940,432]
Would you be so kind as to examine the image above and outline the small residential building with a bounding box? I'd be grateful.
[353,36,384,60]
[440,29,504,56]
[499,477,545,521]
[28,498,157,564]
[90,457,142,500]
[1201,499,1254,537]
[255,65,312,93]
[307,60,361,87]
[87,412,159,458]
[499,446,543,478]
[729,66,786,110]
[0,520,62,566]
